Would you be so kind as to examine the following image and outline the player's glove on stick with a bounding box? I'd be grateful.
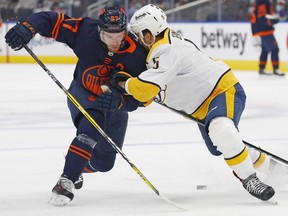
[5,18,36,50]
[95,86,124,112]
[108,70,153,107]
[108,70,132,94]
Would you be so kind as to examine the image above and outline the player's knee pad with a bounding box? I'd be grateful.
[76,133,97,148]
[90,153,116,172]
[208,117,245,158]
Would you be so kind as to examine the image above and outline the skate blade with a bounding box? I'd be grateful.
[266,197,278,205]
[48,193,71,206]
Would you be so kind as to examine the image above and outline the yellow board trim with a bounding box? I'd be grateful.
[0,56,287,73]
[222,60,287,72]
[0,56,78,64]
[225,147,249,166]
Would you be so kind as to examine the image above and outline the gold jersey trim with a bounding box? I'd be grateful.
[146,28,171,62]
[191,70,239,120]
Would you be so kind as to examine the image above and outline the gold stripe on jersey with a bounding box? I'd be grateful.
[253,153,267,169]
[126,78,160,102]
[191,70,238,120]
[146,28,171,62]
[225,147,249,166]
[226,86,236,119]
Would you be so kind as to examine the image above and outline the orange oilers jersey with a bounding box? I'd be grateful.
[28,11,148,96]
[250,0,275,36]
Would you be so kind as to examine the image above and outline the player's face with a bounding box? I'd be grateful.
[101,31,126,52]
[135,32,154,51]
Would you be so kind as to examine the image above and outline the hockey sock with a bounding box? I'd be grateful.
[63,134,97,182]
[247,147,270,174]
[208,117,255,179]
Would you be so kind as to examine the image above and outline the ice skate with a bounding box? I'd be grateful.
[49,176,74,206]
[242,172,275,201]
[259,69,272,75]
[74,174,83,190]
[273,69,285,76]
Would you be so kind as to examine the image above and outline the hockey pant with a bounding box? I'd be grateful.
[65,101,128,182]
[197,82,271,180]
[259,34,279,70]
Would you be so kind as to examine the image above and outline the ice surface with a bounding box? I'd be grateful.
[0,64,288,216]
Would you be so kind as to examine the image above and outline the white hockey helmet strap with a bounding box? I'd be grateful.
[130,4,168,37]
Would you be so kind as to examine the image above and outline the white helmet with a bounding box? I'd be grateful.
[130,4,168,37]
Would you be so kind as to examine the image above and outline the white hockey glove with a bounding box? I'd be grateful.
[265,14,279,24]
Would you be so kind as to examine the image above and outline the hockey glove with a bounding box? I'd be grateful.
[265,14,279,25]
[5,18,37,50]
[95,86,124,112]
[108,70,132,95]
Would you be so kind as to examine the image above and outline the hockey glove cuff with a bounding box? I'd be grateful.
[95,86,124,112]
[95,85,141,112]
[5,18,37,50]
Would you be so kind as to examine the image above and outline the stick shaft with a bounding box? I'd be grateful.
[155,101,288,165]
[23,45,160,195]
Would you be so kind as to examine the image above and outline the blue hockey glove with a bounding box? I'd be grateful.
[5,18,36,50]
[108,70,132,94]
[95,86,124,112]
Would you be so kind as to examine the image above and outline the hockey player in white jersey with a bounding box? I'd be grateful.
[108,4,288,202]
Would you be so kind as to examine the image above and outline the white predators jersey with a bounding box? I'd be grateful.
[126,28,238,116]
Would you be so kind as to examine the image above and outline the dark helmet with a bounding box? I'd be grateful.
[98,6,127,33]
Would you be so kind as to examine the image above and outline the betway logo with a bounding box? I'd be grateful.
[201,27,247,55]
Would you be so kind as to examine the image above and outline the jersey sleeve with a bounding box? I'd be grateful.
[125,45,178,102]
[28,11,83,48]
[125,77,160,102]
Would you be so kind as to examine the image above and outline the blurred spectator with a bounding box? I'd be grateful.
[34,0,53,13]
[1,0,18,20]
[65,0,84,17]
[0,0,7,9]
[0,0,265,22]
[276,0,287,20]
[174,0,190,21]
[14,0,38,17]
[222,0,250,21]
[127,0,143,18]
[51,0,67,13]
[195,1,216,21]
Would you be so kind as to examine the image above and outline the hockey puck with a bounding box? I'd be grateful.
[196,185,207,190]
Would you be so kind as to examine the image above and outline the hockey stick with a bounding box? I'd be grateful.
[154,100,288,165]
[23,45,188,211]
